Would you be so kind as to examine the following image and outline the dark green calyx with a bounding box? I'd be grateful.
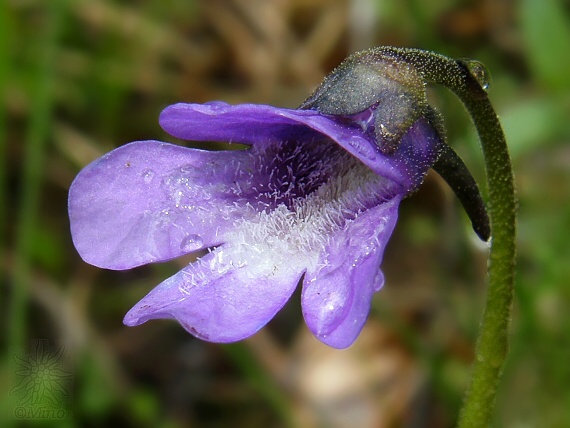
[300,49,431,154]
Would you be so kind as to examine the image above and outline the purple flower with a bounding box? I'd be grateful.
[69,49,492,349]
[69,101,441,349]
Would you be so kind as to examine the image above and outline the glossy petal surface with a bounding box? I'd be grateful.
[124,246,304,342]
[69,140,259,269]
[302,197,400,348]
[160,102,409,186]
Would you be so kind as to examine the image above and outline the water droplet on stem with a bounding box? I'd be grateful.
[463,59,492,92]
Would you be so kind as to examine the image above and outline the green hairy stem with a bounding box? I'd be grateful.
[379,47,517,427]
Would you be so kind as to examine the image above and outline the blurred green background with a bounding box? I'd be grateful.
[1,0,570,426]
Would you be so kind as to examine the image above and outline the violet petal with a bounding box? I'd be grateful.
[301,196,401,348]
[69,140,260,269]
[391,117,443,190]
[160,102,408,187]
[123,247,304,342]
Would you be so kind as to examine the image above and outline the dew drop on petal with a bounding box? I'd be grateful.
[180,234,204,252]
[372,269,384,291]
[142,169,155,184]
[348,138,375,161]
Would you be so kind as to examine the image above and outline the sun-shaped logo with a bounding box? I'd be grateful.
[10,340,72,419]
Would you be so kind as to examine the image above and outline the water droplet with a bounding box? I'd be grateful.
[180,234,204,252]
[463,59,492,92]
[372,270,385,291]
[348,139,375,161]
[142,170,155,184]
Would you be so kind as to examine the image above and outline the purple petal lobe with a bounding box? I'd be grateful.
[301,197,401,349]
[68,140,260,269]
[159,102,409,186]
[124,247,303,343]
[391,117,443,190]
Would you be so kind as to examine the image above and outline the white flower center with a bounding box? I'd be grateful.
[215,149,397,279]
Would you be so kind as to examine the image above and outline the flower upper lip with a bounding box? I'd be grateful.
[159,102,411,189]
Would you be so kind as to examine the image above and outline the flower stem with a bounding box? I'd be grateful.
[378,47,517,426]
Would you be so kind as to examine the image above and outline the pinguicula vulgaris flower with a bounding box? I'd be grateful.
[69,48,489,348]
